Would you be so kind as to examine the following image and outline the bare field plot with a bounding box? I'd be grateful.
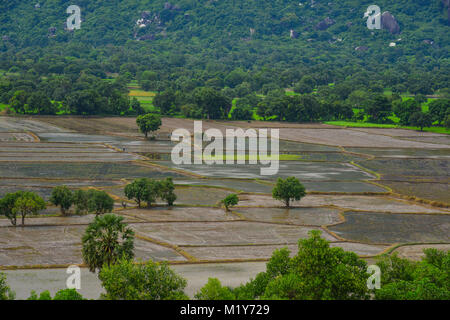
[174,179,274,194]
[279,128,448,148]
[348,128,447,138]
[237,194,447,213]
[156,161,374,181]
[400,136,450,146]
[131,221,337,246]
[381,181,450,204]
[234,207,341,226]
[329,211,450,244]
[0,133,35,142]
[390,244,450,261]
[0,186,53,200]
[0,117,69,133]
[356,158,449,182]
[0,162,185,180]
[0,179,122,188]
[181,242,389,260]
[0,225,185,267]
[120,207,237,222]
[301,181,387,193]
[347,148,450,159]
[0,152,142,162]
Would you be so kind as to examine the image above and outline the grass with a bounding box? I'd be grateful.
[129,90,157,97]
[325,121,450,134]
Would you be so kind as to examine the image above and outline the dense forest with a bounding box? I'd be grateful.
[0,0,448,127]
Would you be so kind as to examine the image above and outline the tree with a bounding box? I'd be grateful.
[233,230,370,300]
[12,192,46,225]
[375,249,449,300]
[428,99,450,125]
[193,87,231,119]
[73,189,89,215]
[99,259,188,300]
[125,178,158,208]
[28,289,84,300]
[87,190,114,216]
[0,191,23,226]
[221,194,239,211]
[272,177,306,207]
[393,99,421,126]
[82,214,135,272]
[50,186,73,216]
[0,273,15,300]
[153,89,176,115]
[195,278,235,300]
[158,178,177,206]
[364,95,392,123]
[409,112,432,131]
[136,113,162,138]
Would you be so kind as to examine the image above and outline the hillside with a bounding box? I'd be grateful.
[0,0,448,124]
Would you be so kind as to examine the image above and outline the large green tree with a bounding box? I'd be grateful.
[272,177,306,207]
[99,259,188,300]
[136,113,162,138]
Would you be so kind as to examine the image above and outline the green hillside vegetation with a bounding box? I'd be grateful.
[0,0,448,131]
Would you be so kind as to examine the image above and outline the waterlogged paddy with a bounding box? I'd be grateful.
[347,148,450,159]
[155,160,375,181]
[0,162,185,180]
[329,211,450,244]
[0,116,449,282]
[234,207,342,225]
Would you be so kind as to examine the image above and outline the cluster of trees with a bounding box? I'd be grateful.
[124,177,177,207]
[0,75,144,115]
[50,186,114,216]
[0,186,115,226]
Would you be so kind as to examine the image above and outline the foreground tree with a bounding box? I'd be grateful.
[195,278,235,300]
[0,273,15,300]
[28,289,84,300]
[375,249,449,300]
[136,113,161,138]
[272,177,306,207]
[50,186,73,216]
[233,230,370,300]
[99,259,188,300]
[82,214,134,272]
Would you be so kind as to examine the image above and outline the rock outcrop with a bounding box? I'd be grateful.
[381,11,400,34]
[315,17,335,30]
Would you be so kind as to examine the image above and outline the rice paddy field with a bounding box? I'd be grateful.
[0,115,449,297]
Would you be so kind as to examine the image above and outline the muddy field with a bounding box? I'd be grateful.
[0,116,448,290]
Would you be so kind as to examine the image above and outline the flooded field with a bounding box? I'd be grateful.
[0,116,448,299]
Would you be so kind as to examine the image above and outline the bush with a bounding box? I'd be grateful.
[99,259,188,300]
